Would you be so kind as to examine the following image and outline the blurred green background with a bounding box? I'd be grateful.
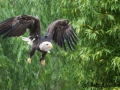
[0,0,120,90]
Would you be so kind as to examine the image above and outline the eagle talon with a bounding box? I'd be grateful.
[41,60,45,65]
[27,58,31,64]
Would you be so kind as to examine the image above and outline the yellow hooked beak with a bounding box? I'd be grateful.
[48,44,53,49]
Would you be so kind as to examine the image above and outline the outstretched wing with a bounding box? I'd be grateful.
[0,14,41,39]
[44,19,78,50]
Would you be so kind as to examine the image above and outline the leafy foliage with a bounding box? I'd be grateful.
[0,0,120,90]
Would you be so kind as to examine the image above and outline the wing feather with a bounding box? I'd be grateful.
[3,23,26,38]
[64,32,73,50]
[65,30,75,49]
[45,19,78,50]
[0,14,41,39]
[69,26,78,41]
[0,17,15,29]
[0,26,12,35]
[70,34,77,45]
[0,17,15,25]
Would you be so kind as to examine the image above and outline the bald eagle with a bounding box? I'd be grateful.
[0,15,78,65]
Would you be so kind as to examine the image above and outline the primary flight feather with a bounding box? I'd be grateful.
[0,14,78,65]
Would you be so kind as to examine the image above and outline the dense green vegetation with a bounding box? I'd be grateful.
[0,0,120,90]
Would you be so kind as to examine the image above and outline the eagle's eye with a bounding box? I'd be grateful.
[45,36,47,38]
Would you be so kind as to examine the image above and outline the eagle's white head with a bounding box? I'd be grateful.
[39,41,53,52]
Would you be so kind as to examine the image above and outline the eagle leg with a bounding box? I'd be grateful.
[27,48,36,63]
[40,52,47,65]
